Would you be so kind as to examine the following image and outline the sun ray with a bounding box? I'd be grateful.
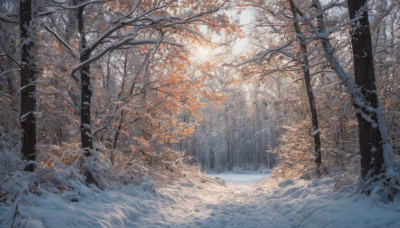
[192,45,211,62]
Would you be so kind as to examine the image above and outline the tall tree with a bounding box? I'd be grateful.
[288,0,321,165]
[303,0,394,179]
[245,0,323,167]
[20,0,37,171]
[76,2,93,155]
[47,0,229,155]
[247,0,396,179]
[347,0,383,178]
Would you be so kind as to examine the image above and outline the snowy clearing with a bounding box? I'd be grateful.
[207,173,270,185]
[1,172,400,228]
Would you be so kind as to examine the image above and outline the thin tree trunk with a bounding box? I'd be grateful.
[289,0,321,164]
[347,0,384,178]
[224,113,232,170]
[111,49,152,161]
[20,0,37,171]
[112,109,124,163]
[111,50,129,164]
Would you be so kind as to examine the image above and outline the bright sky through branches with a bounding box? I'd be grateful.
[192,44,211,63]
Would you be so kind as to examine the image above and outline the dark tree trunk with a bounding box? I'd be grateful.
[224,104,234,171]
[289,0,321,164]
[75,3,99,187]
[111,108,125,165]
[347,0,384,178]
[20,0,37,171]
[78,6,93,155]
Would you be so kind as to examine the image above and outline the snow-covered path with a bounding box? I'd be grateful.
[152,173,293,227]
[2,173,400,228]
[208,173,269,185]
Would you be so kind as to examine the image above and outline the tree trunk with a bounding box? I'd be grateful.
[111,50,129,164]
[20,0,37,171]
[75,4,99,187]
[304,0,392,179]
[347,0,384,178]
[78,5,93,155]
[289,0,321,164]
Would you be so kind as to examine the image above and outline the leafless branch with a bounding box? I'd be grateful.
[0,13,17,23]
[43,25,79,59]
[93,116,114,136]
[0,69,20,77]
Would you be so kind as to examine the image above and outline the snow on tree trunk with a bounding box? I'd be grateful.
[306,0,395,179]
[20,0,37,171]
[78,5,93,155]
[347,0,384,178]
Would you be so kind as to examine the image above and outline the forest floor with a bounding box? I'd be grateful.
[1,170,400,228]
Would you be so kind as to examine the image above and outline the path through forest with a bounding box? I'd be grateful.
[3,172,400,227]
[152,173,294,227]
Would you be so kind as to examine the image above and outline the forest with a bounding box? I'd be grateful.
[1,0,400,227]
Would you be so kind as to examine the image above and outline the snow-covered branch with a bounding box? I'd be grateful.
[50,0,110,10]
[38,10,57,17]
[370,0,400,32]
[92,116,113,136]
[308,0,395,176]
[43,25,79,59]
[244,40,295,65]
[88,1,214,53]
[0,13,17,23]
[71,35,168,79]
[0,69,20,77]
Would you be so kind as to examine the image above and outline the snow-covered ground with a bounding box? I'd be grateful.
[208,173,270,185]
[1,173,400,228]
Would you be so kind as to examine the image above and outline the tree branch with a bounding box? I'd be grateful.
[0,13,17,23]
[43,25,79,59]
[93,116,113,136]
[0,68,20,77]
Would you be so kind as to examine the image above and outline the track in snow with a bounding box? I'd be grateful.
[152,173,292,227]
[6,172,399,227]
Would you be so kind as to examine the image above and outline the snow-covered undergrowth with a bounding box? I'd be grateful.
[265,176,400,228]
[2,168,400,228]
